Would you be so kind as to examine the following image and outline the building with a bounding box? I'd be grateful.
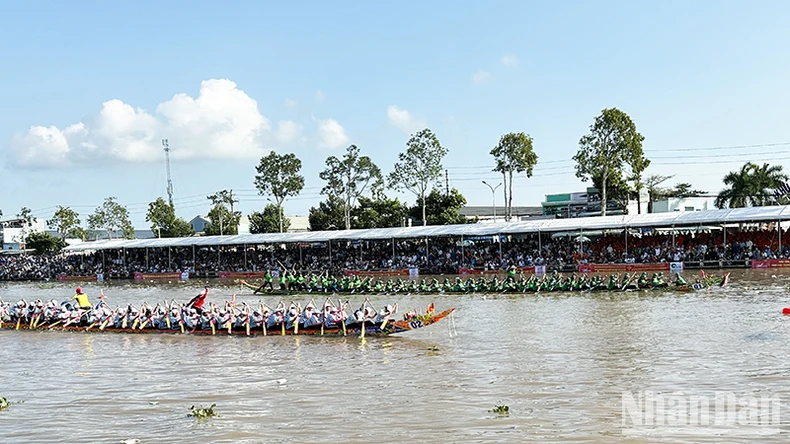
[460,206,543,222]
[1,217,46,250]
[541,188,649,218]
[189,216,211,234]
[651,196,717,213]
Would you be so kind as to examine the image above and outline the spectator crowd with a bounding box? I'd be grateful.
[1,226,787,281]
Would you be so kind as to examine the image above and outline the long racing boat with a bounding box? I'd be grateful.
[0,306,455,338]
[238,272,730,296]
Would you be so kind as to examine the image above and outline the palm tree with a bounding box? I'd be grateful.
[715,162,788,208]
[752,162,788,206]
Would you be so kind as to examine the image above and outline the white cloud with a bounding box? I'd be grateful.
[317,118,349,149]
[386,105,426,134]
[284,98,297,110]
[501,54,519,66]
[315,90,326,103]
[472,70,491,84]
[8,79,279,168]
[275,120,301,143]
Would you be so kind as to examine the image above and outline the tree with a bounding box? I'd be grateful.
[715,162,788,208]
[47,206,81,239]
[308,197,346,231]
[319,145,383,230]
[205,191,241,236]
[627,154,650,214]
[644,174,674,213]
[87,197,134,239]
[592,169,632,211]
[352,196,409,229]
[389,129,448,226]
[249,204,291,234]
[146,197,194,238]
[490,132,538,221]
[254,151,305,233]
[16,206,34,241]
[408,188,468,225]
[25,231,66,255]
[667,183,706,198]
[573,108,645,216]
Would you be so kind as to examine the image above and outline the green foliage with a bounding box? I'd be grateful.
[352,196,408,229]
[308,197,345,231]
[408,188,468,225]
[146,197,195,238]
[205,190,241,235]
[249,204,290,234]
[47,206,81,239]
[644,174,674,213]
[16,207,32,222]
[319,145,384,230]
[491,132,538,221]
[389,129,448,226]
[593,169,632,207]
[205,205,241,236]
[188,403,219,419]
[87,197,134,239]
[573,108,645,216]
[716,162,788,208]
[668,183,706,198]
[627,153,650,214]
[488,405,510,415]
[254,151,305,232]
[25,231,67,255]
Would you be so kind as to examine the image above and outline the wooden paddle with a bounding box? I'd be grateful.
[260,302,267,336]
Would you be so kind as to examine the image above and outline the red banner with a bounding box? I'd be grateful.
[133,272,185,280]
[458,267,543,275]
[217,271,267,279]
[752,259,790,269]
[56,274,98,282]
[578,263,671,273]
[343,269,409,277]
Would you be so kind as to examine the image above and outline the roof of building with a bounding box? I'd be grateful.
[460,206,543,217]
[63,205,790,252]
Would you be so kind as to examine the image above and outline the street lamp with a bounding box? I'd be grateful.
[482,180,502,222]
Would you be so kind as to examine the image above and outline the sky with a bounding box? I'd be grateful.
[1,0,789,228]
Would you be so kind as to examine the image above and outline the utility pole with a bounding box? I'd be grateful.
[445,169,449,196]
[163,139,174,208]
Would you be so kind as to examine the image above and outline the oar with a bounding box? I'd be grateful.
[260,303,267,336]
[100,307,118,331]
[164,299,172,329]
[244,303,251,336]
[293,301,301,335]
[339,299,347,336]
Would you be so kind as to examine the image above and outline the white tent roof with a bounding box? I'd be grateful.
[64,205,790,252]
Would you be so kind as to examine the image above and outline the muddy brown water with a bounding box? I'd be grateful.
[1,269,790,443]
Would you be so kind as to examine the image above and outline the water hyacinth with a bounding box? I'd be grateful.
[488,405,510,415]
[188,403,220,419]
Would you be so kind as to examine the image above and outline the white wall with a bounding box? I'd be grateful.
[652,197,716,213]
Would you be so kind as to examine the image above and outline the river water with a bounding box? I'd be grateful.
[1,269,789,443]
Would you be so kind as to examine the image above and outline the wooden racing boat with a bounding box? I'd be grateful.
[0,307,455,337]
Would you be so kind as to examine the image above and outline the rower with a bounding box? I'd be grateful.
[186,287,209,315]
[675,273,687,286]
[72,287,91,310]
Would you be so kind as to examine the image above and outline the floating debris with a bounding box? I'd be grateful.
[188,403,220,419]
[488,404,510,415]
[0,398,8,411]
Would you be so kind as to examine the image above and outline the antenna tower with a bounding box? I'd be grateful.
[163,139,174,207]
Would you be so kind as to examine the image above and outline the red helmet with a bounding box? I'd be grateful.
[76,287,83,294]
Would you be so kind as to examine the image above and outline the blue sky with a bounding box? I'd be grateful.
[1,0,789,227]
